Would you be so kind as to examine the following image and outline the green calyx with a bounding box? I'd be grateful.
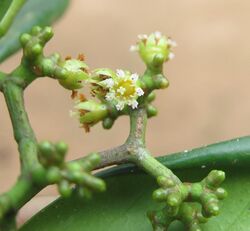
[58,59,89,90]
[75,100,109,126]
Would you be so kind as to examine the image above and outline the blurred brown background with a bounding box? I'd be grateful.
[1,0,250,196]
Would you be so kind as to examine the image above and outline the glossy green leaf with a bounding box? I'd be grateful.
[0,0,12,21]
[20,136,250,231]
[0,0,69,63]
[0,0,26,38]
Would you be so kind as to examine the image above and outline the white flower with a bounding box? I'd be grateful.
[116,69,125,78]
[116,101,125,111]
[104,71,144,111]
[136,87,144,96]
[138,34,148,40]
[130,73,139,82]
[117,86,126,95]
[105,92,115,101]
[101,78,114,88]
[154,31,162,39]
[168,52,175,60]
[128,100,138,109]
[167,38,177,47]
[130,45,138,52]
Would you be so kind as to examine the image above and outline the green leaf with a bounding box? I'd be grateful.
[20,136,250,231]
[0,0,26,38]
[0,0,69,63]
[0,1,12,22]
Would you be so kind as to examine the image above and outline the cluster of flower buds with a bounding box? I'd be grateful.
[37,141,105,198]
[149,170,227,230]
[20,26,89,90]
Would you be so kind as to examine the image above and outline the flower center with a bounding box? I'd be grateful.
[114,79,135,98]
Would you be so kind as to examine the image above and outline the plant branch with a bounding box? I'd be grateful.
[94,145,130,169]
[2,81,39,171]
[127,107,147,145]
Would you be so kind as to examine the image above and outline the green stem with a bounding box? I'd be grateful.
[126,107,181,184]
[0,0,26,38]
[2,81,39,171]
[127,107,147,145]
[135,148,181,184]
[0,175,43,231]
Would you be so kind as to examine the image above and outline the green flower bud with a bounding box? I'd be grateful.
[55,141,68,157]
[92,68,116,81]
[147,92,156,103]
[47,167,61,183]
[38,141,67,167]
[74,100,109,126]
[58,59,89,90]
[167,193,182,207]
[58,180,72,198]
[152,188,168,201]
[102,117,114,129]
[147,105,158,118]
[66,162,82,172]
[205,170,225,187]
[133,32,176,67]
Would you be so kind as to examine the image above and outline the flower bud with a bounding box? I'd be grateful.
[74,100,109,126]
[132,32,176,68]
[58,59,89,90]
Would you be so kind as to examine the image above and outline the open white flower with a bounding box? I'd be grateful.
[103,70,144,111]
